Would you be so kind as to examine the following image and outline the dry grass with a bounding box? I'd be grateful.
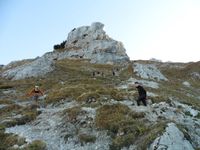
[78,134,96,144]
[0,99,14,105]
[25,140,47,150]
[46,81,129,104]
[0,132,26,150]
[0,84,13,89]
[95,103,150,149]
[63,106,82,122]
[0,103,39,128]
[95,102,168,150]
[77,92,101,102]
[0,104,21,116]
[95,104,130,132]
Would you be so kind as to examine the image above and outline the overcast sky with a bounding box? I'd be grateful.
[1,0,200,65]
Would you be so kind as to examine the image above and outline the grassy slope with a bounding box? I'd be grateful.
[0,59,199,149]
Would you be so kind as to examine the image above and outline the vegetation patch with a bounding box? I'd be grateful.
[195,112,200,119]
[95,104,149,149]
[0,84,13,89]
[63,106,82,122]
[16,111,39,125]
[95,104,130,132]
[0,125,5,132]
[0,132,26,150]
[184,111,193,117]
[149,95,168,104]
[0,99,14,105]
[0,104,21,116]
[77,92,100,102]
[46,86,86,103]
[0,104,39,128]
[134,122,167,150]
[25,140,47,150]
[110,89,129,101]
[78,133,96,145]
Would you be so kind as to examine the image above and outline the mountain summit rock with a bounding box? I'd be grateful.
[58,22,130,64]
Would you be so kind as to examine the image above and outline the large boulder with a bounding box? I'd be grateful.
[149,123,194,150]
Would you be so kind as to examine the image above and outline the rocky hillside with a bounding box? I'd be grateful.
[0,23,200,150]
[1,22,129,80]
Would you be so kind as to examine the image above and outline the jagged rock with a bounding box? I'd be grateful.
[133,63,168,81]
[191,72,200,79]
[64,22,130,64]
[149,123,194,150]
[145,101,200,148]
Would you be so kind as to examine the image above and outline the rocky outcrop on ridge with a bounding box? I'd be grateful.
[1,22,129,80]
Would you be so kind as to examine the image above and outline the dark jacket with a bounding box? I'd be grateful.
[136,85,146,98]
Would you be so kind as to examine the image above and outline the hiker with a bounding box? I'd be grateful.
[112,70,115,76]
[134,82,147,106]
[28,85,44,103]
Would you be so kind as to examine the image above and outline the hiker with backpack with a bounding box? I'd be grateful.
[134,82,147,106]
[130,82,147,106]
[27,85,44,104]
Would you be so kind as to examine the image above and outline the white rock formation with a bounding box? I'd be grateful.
[133,63,168,81]
[182,81,191,87]
[63,22,130,64]
[149,123,194,150]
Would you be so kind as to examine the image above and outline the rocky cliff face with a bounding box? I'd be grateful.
[1,22,129,80]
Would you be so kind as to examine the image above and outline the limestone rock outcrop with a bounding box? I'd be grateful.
[62,22,129,64]
[133,63,168,81]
